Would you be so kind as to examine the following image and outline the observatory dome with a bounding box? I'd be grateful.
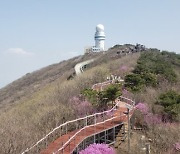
[96,24,104,31]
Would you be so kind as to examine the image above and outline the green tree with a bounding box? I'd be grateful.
[125,51,178,92]
[81,88,98,106]
[103,84,122,107]
[124,74,145,92]
[96,91,109,110]
[157,90,180,121]
[141,72,157,87]
[136,51,177,82]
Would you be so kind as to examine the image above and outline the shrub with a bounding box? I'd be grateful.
[81,88,98,106]
[157,90,180,121]
[125,74,144,92]
[135,103,149,114]
[141,73,157,87]
[144,113,162,125]
[145,123,180,153]
[82,84,122,110]
[135,51,177,82]
[122,88,132,98]
[103,84,122,106]
[135,103,162,127]
[173,142,180,151]
[120,65,129,71]
[134,103,149,128]
[161,51,180,67]
[79,143,115,154]
[69,96,94,118]
[125,51,179,92]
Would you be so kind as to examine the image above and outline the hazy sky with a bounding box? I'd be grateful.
[0,0,180,88]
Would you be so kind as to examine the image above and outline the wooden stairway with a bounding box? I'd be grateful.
[41,101,134,154]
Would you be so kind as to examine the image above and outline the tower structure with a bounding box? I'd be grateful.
[94,24,106,51]
[84,24,106,54]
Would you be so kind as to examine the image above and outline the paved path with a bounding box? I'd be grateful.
[74,59,94,75]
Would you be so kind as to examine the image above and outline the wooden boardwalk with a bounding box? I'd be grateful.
[40,101,134,154]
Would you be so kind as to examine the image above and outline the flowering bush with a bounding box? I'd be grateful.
[70,96,94,117]
[135,103,149,115]
[79,143,115,154]
[120,65,128,71]
[144,113,161,125]
[135,103,162,126]
[173,142,180,151]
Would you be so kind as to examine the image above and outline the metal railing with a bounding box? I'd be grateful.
[119,96,135,106]
[22,96,135,154]
[53,96,135,154]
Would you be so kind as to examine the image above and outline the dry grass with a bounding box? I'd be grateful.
[146,123,180,153]
[115,52,180,154]
[0,49,140,153]
[0,52,103,111]
[116,124,180,154]
[0,48,178,153]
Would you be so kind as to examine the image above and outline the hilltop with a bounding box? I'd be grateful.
[0,44,143,111]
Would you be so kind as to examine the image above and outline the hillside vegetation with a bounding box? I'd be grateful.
[0,45,179,154]
[0,45,140,153]
[120,49,180,154]
[0,52,102,111]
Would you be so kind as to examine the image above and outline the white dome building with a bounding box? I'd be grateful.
[84,24,106,54]
[96,24,104,31]
[94,24,106,51]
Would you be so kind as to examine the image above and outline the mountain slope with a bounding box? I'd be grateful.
[0,44,144,111]
[0,52,103,110]
[0,44,142,153]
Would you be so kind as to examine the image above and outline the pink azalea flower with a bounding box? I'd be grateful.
[79,143,115,154]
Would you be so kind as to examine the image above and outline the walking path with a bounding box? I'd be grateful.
[74,59,94,75]
[40,99,135,154]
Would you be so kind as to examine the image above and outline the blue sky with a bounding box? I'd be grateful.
[0,0,180,88]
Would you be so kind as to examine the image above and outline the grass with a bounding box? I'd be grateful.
[1,46,179,154]
[116,123,180,154]
[115,50,180,153]
[0,48,139,153]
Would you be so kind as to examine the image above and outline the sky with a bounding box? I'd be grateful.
[0,0,180,88]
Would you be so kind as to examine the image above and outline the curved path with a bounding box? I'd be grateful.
[21,79,135,154]
[74,59,94,75]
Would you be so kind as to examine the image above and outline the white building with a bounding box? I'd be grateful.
[85,24,106,54]
[94,24,105,51]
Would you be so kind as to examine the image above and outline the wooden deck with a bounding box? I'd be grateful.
[41,101,134,154]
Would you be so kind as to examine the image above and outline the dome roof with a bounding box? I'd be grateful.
[96,24,104,31]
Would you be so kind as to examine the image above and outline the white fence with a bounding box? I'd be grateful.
[22,96,135,154]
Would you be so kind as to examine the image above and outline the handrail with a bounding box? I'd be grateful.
[119,96,135,106]
[22,96,135,154]
[53,115,120,154]
[71,107,135,153]
[92,80,113,91]
[53,96,135,153]
[70,117,125,153]
[74,59,95,74]
[92,80,112,87]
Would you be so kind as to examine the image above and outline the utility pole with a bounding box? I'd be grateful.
[127,108,130,154]
[124,104,132,154]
